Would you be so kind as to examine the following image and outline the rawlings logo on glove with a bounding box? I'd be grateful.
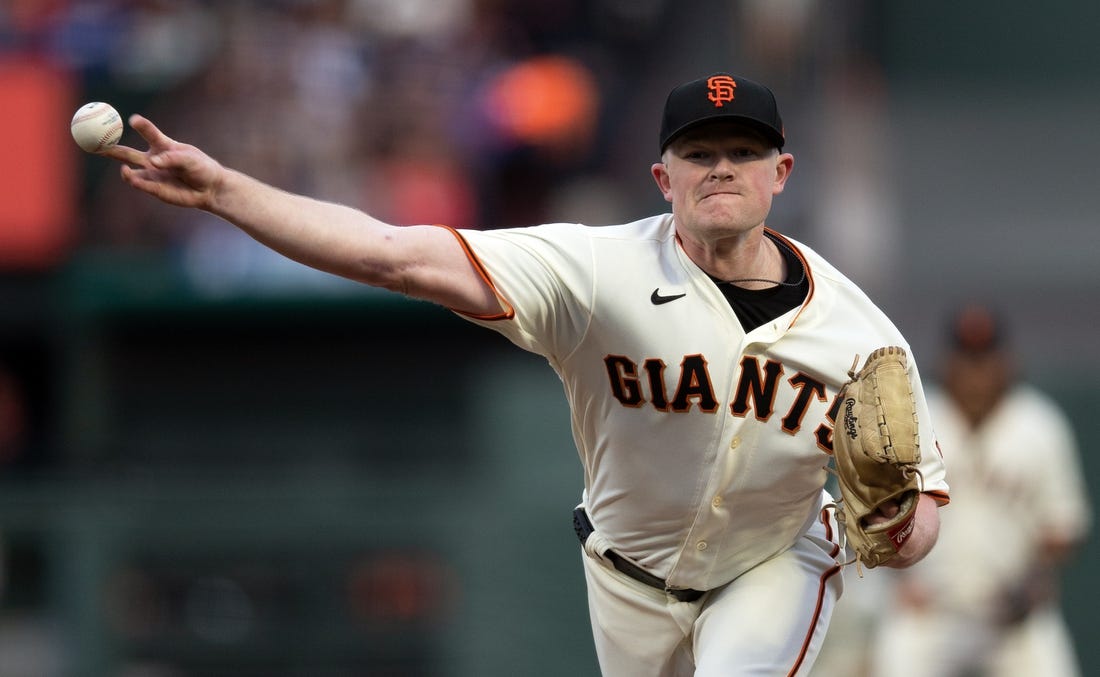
[832,346,923,569]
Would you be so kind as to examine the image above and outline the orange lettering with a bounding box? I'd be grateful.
[707,75,736,107]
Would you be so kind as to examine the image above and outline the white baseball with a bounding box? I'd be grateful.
[70,102,124,153]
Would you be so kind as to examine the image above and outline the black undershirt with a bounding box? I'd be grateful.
[709,234,809,333]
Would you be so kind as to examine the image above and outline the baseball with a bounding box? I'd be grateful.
[70,102,123,153]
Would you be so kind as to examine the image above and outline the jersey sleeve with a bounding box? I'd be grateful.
[908,358,951,503]
[449,224,595,361]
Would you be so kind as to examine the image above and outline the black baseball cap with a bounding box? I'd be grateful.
[659,73,785,153]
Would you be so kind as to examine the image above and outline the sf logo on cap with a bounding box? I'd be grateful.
[707,75,736,107]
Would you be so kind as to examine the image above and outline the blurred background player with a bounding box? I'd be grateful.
[866,303,1092,677]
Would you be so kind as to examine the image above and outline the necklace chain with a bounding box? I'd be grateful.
[722,239,806,288]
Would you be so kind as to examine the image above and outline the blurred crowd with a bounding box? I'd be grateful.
[2,0,682,257]
[1,0,897,291]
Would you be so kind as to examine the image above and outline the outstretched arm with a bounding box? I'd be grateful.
[101,115,501,315]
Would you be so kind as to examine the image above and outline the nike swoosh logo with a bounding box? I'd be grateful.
[650,288,687,305]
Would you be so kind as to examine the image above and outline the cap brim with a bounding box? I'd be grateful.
[661,116,784,153]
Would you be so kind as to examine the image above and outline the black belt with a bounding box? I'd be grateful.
[573,507,706,603]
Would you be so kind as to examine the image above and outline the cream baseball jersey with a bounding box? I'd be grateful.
[449,214,949,591]
[913,385,1090,611]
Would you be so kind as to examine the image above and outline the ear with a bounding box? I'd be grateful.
[651,162,672,203]
[772,153,794,195]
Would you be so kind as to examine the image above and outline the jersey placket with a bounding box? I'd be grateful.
[664,323,767,590]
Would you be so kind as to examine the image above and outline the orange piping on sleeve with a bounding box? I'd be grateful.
[438,225,516,321]
[924,490,951,507]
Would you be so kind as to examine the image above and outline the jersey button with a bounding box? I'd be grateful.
[696,541,708,551]
[729,437,741,450]
[711,496,723,508]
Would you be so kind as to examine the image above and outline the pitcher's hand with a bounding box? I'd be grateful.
[102,115,224,211]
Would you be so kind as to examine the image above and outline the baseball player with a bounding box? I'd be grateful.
[101,72,949,676]
[869,305,1091,677]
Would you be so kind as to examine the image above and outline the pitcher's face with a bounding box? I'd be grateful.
[652,123,793,243]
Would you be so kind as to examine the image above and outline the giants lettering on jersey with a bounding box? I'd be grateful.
[604,354,843,452]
